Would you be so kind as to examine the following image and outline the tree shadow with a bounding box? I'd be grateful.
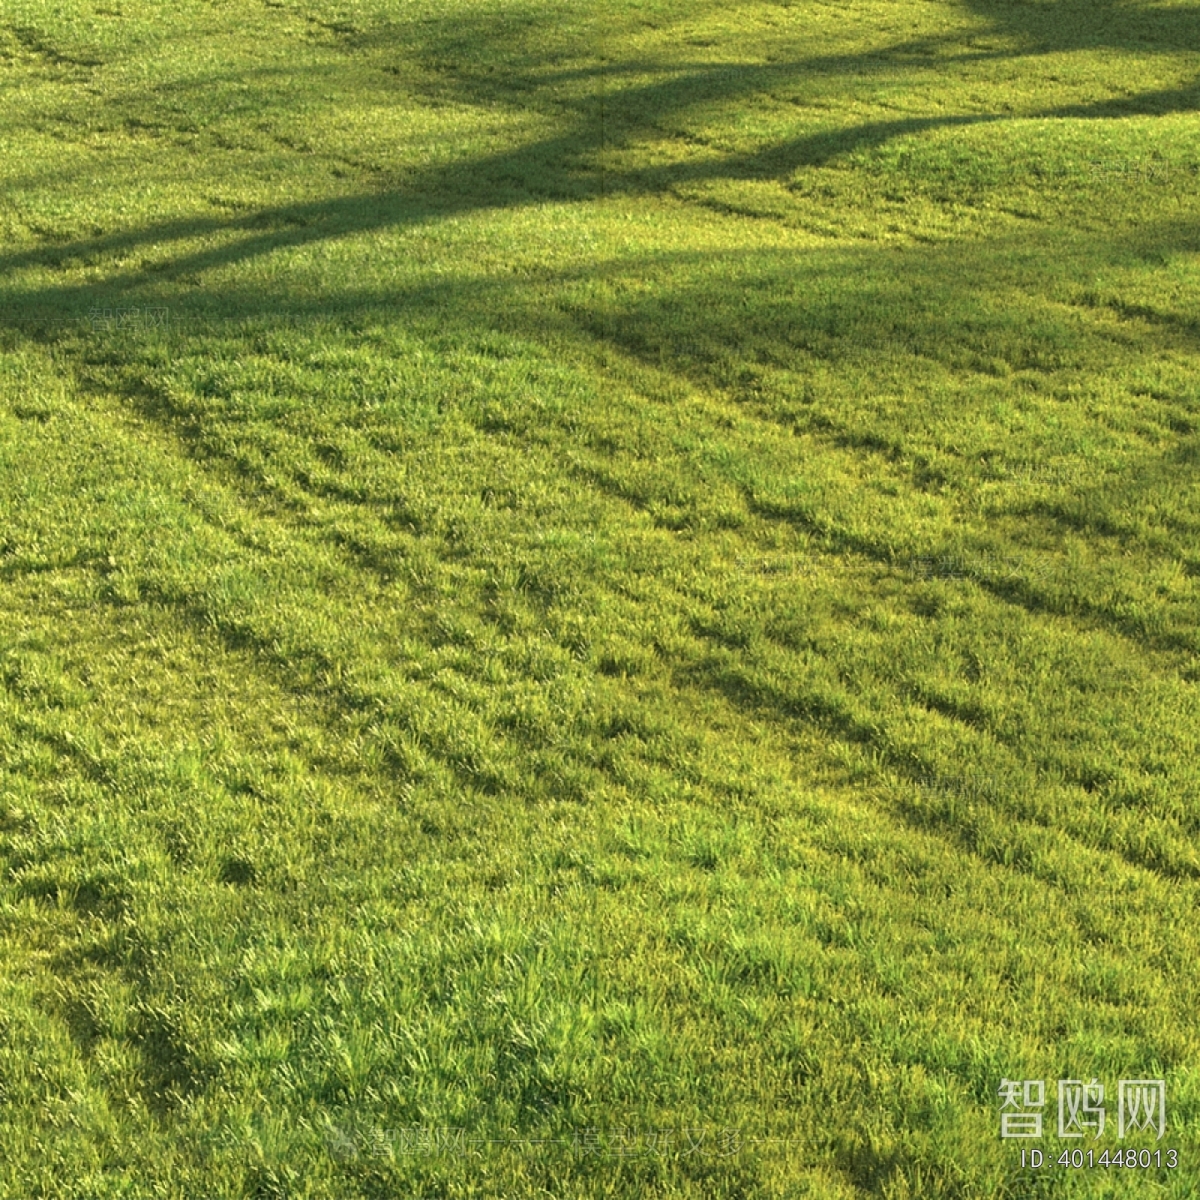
[23,208,1195,662]
[1,0,1196,321]
[965,0,1200,55]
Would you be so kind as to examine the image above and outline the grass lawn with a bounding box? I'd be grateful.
[1,0,1199,1195]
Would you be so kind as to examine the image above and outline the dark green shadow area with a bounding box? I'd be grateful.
[965,0,1200,54]
[1,0,1197,313]
[9,212,1196,665]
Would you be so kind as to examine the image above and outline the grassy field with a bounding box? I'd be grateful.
[1,0,1199,1195]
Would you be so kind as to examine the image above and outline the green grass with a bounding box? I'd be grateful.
[1,0,1199,1195]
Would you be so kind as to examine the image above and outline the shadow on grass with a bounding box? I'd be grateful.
[18,210,1191,673]
[0,7,1197,799]
[0,0,1197,314]
[965,0,1200,55]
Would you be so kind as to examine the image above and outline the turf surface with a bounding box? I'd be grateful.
[1,0,1199,1195]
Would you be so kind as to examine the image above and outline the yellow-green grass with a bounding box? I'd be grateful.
[1,0,1199,1195]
